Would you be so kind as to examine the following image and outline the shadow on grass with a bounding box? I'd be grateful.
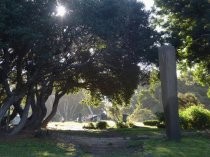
[0,138,77,157]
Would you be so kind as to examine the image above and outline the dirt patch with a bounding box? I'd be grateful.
[48,130,145,156]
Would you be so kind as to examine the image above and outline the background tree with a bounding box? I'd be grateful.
[153,0,210,92]
[129,69,210,122]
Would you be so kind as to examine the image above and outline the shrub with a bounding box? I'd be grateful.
[83,122,95,129]
[95,121,108,130]
[116,122,129,128]
[155,112,165,123]
[127,122,138,128]
[179,110,191,129]
[179,105,210,130]
[179,114,190,129]
[128,106,156,122]
[143,120,159,126]
[178,93,200,109]
[157,122,165,128]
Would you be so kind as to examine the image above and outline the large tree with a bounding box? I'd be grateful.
[154,0,210,90]
[0,0,158,134]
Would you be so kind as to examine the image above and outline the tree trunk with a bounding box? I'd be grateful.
[25,86,52,130]
[158,45,180,141]
[41,92,63,128]
[0,94,23,123]
[1,109,18,127]
[9,95,31,135]
[13,100,24,117]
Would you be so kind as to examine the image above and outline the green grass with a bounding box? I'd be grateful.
[0,131,209,157]
[77,135,210,157]
[92,135,210,157]
[144,135,210,157]
[49,126,163,138]
[0,138,77,157]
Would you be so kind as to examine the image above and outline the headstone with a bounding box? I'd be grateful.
[158,45,181,140]
[123,114,128,123]
[101,112,107,120]
[78,113,82,122]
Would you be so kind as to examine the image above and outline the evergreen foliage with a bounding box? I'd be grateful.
[0,0,158,134]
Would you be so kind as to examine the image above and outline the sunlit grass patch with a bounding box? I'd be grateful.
[144,136,210,157]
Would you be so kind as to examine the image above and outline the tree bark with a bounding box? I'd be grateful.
[0,94,23,123]
[25,84,53,130]
[9,95,31,135]
[41,92,64,128]
[158,45,181,141]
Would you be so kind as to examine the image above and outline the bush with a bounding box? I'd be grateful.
[143,120,165,128]
[128,106,156,122]
[83,122,95,129]
[178,93,200,109]
[127,122,138,128]
[116,122,129,128]
[143,120,159,126]
[179,105,210,130]
[142,106,210,130]
[157,122,165,128]
[95,121,108,130]
[155,112,165,123]
[179,111,191,129]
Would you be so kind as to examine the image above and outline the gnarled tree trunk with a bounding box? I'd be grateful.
[41,92,64,128]
[9,94,31,135]
[0,93,24,123]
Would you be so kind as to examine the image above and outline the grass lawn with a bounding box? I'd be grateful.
[0,138,77,157]
[144,135,210,157]
[0,124,209,157]
[50,127,162,137]
[0,135,209,157]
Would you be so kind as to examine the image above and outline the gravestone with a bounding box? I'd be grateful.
[78,113,82,122]
[158,45,181,140]
[123,114,128,123]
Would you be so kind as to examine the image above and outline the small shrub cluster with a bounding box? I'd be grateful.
[143,112,166,128]
[155,112,165,123]
[116,122,138,128]
[179,105,210,130]
[95,121,108,129]
[143,120,159,126]
[143,106,210,130]
[83,121,109,130]
[116,122,129,128]
[83,122,95,129]
[143,119,165,128]
[127,122,139,128]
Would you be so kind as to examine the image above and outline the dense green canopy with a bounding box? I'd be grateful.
[154,0,210,95]
[0,0,158,134]
[154,0,210,64]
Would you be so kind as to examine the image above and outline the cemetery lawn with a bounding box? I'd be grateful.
[0,138,77,157]
[0,134,209,157]
[144,135,210,157]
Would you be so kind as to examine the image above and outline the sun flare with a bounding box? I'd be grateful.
[56,5,66,17]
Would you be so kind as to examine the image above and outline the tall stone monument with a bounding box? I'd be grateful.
[158,45,181,140]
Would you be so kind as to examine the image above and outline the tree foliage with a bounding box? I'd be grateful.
[154,0,210,64]
[154,0,210,90]
[0,0,158,134]
[129,69,210,122]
